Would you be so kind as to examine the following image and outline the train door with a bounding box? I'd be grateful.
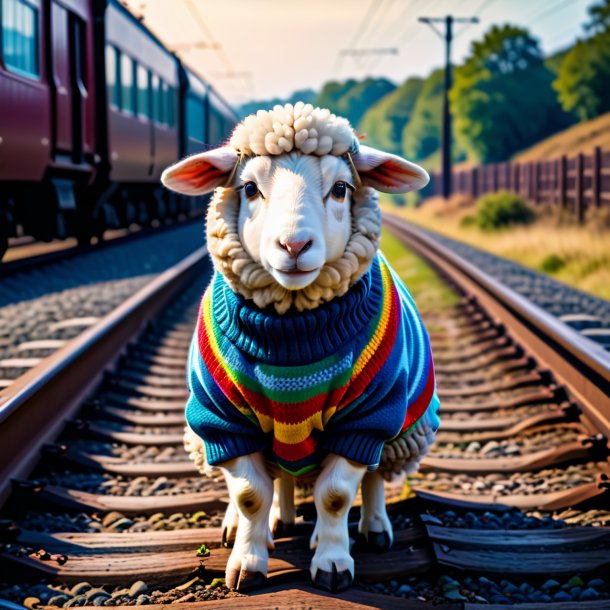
[50,1,87,163]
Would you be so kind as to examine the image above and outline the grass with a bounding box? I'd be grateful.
[381,195,610,301]
[379,228,460,315]
[513,112,610,162]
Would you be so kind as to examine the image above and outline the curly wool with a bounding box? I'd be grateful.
[231,102,356,157]
[205,185,382,314]
[378,408,437,480]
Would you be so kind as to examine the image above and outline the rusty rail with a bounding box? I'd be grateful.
[383,214,610,443]
[0,247,208,504]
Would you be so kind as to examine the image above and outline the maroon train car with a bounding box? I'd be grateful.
[0,0,98,247]
[0,0,238,258]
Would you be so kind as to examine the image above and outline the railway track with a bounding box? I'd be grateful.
[1,217,202,279]
[0,214,609,608]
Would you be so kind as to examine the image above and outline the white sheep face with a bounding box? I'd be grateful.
[236,153,353,291]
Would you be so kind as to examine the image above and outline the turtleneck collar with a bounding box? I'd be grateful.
[210,257,383,366]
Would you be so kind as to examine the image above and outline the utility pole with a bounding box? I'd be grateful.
[419,15,478,199]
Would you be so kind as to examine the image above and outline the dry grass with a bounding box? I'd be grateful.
[514,112,610,162]
[382,195,610,301]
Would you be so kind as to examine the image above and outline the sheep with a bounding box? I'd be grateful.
[162,102,440,593]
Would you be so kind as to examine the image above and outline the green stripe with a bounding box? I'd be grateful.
[232,365,353,403]
[258,352,341,378]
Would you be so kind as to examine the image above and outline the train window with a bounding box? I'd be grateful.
[105,45,120,109]
[157,77,166,125]
[136,64,149,119]
[186,95,204,141]
[166,84,176,128]
[151,73,161,124]
[1,0,40,79]
[120,53,134,114]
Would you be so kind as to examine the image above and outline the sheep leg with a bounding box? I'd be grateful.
[359,471,393,551]
[218,452,274,591]
[221,499,238,547]
[269,473,296,537]
[310,454,366,592]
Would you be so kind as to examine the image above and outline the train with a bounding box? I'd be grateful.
[0,0,238,259]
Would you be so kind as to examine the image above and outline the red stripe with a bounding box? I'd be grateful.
[338,285,400,409]
[401,354,436,433]
[198,313,248,409]
[273,435,317,461]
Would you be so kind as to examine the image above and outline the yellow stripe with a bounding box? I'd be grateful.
[273,411,325,444]
[351,261,394,378]
[202,289,252,418]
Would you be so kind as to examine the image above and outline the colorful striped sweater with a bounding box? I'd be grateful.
[186,253,439,476]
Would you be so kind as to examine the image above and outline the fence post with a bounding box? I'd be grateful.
[575,153,585,223]
[559,156,567,208]
[592,146,601,208]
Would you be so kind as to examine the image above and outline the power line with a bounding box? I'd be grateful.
[473,0,499,16]
[332,0,387,77]
[183,0,252,99]
[419,15,479,199]
[527,0,578,26]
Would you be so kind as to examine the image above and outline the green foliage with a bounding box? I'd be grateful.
[358,78,424,155]
[452,24,573,163]
[196,543,210,557]
[400,70,467,166]
[402,69,444,161]
[541,254,566,273]
[459,215,477,228]
[475,191,535,230]
[553,34,610,121]
[586,0,610,35]
[315,77,395,127]
[238,89,317,119]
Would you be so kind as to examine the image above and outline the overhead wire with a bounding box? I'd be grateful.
[332,0,387,78]
[182,0,252,99]
[527,0,579,26]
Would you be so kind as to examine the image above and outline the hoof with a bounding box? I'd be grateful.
[272,519,295,539]
[226,568,267,591]
[365,531,392,552]
[313,562,353,593]
[221,526,234,548]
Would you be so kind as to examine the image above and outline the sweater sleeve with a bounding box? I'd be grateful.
[378,251,441,435]
[185,335,268,465]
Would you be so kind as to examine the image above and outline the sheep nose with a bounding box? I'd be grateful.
[280,239,313,258]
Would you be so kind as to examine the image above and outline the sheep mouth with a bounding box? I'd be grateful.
[278,268,318,276]
[270,266,321,289]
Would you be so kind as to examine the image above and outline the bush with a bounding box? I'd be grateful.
[460,214,477,228]
[475,191,535,230]
[540,254,565,273]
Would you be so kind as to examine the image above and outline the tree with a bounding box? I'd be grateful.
[451,24,572,163]
[316,78,395,127]
[586,0,610,34]
[401,69,445,161]
[554,0,610,121]
[358,77,424,155]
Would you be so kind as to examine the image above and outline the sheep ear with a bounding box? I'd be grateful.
[161,146,239,195]
[352,145,429,193]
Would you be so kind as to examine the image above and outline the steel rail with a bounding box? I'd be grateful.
[0,217,202,278]
[0,247,208,504]
[383,213,610,441]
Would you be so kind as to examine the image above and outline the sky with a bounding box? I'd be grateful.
[122,0,592,108]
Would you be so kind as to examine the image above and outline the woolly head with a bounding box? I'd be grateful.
[162,102,429,313]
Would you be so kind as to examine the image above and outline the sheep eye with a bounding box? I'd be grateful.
[244,181,259,199]
[331,181,347,201]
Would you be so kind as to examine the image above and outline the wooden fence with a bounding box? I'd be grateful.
[427,146,610,222]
